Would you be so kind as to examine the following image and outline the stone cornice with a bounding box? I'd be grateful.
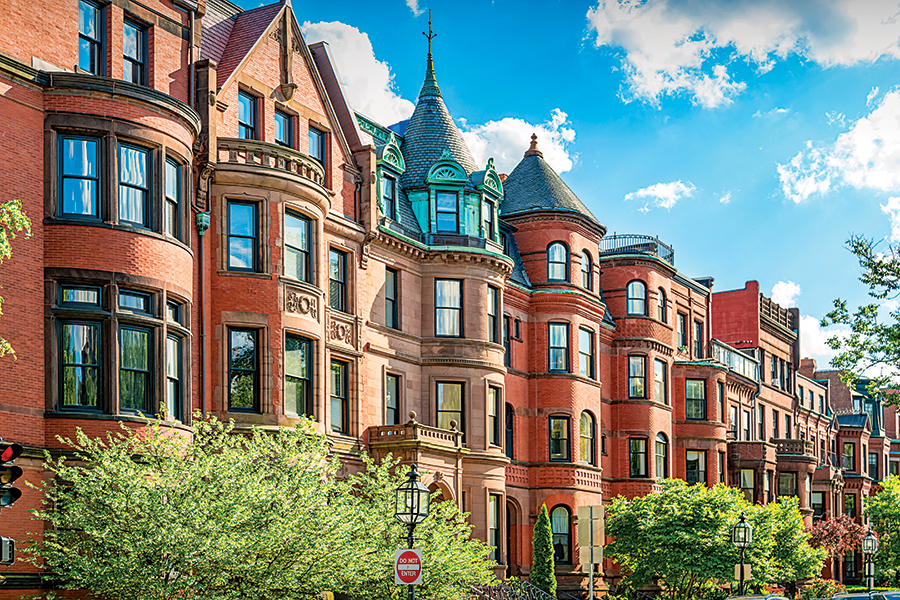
[612,337,674,356]
[42,71,201,136]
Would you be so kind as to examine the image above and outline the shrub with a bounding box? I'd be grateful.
[801,578,845,599]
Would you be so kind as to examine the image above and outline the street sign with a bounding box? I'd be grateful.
[0,537,14,566]
[394,548,423,585]
[734,564,751,580]
[577,504,604,564]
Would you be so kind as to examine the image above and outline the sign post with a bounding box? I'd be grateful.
[578,505,605,598]
[395,548,423,586]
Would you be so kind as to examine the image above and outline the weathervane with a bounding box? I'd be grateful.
[423,9,436,55]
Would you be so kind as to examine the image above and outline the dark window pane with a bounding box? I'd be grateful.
[120,327,150,412]
[285,212,310,282]
[229,329,258,412]
[285,335,311,416]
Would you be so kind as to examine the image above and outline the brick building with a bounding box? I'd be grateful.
[0,0,895,594]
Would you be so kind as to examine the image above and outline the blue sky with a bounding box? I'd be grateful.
[239,0,900,366]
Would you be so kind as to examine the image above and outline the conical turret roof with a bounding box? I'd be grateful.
[399,19,478,187]
[501,134,603,230]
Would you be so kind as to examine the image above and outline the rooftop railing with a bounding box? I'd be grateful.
[711,339,759,381]
[598,234,675,265]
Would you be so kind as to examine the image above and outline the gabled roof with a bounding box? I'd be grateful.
[501,134,603,232]
[399,50,478,188]
[200,1,285,90]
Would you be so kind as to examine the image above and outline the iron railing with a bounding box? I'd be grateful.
[598,234,674,265]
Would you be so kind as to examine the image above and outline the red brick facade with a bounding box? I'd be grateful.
[0,0,893,594]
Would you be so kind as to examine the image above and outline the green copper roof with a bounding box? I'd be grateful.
[501,134,602,229]
[399,45,478,187]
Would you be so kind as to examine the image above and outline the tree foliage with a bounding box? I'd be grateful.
[821,235,900,403]
[866,475,900,583]
[604,480,825,600]
[807,514,868,558]
[530,504,556,596]
[24,417,496,600]
[0,198,31,358]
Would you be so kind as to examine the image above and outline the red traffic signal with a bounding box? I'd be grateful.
[0,440,23,508]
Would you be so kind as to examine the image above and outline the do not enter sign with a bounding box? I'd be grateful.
[394,548,423,585]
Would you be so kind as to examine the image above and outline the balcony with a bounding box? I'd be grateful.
[217,138,326,189]
[774,438,815,457]
[598,234,675,265]
[368,419,464,452]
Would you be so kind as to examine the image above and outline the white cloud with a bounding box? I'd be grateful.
[459,109,577,175]
[880,196,900,243]
[771,280,801,308]
[624,180,696,211]
[301,21,415,126]
[405,0,424,17]
[718,191,732,204]
[752,107,790,118]
[867,86,881,107]
[586,0,900,108]
[826,110,847,127]
[800,314,844,367]
[778,88,900,202]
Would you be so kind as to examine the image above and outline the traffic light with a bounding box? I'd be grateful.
[0,439,23,509]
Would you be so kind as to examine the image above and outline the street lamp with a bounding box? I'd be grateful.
[395,464,430,600]
[732,512,753,596]
[862,529,879,591]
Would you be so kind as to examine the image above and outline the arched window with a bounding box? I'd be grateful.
[626,280,647,315]
[550,505,571,564]
[657,288,667,322]
[581,250,592,290]
[547,242,568,282]
[655,433,669,479]
[505,403,514,459]
[580,411,596,466]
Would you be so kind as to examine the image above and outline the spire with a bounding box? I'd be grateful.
[420,10,441,98]
[524,133,543,158]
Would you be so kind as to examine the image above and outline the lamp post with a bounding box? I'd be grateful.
[394,464,431,600]
[862,529,879,592]
[731,512,753,596]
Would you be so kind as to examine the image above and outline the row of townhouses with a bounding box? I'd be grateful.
[0,0,895,594]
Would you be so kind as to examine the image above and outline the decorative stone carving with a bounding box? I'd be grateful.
[285,290,317,318]
[330,318,353,344]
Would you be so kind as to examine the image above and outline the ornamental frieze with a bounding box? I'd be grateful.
[285,288,317,318]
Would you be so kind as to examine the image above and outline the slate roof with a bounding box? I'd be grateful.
[399,54,478,188]
[837,414,870,428]
[200,1,285,90]
[501,229,531,288]
[501,136,602,229]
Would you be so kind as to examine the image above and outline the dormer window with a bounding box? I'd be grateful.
[436,191,458,233]
[547,242,568,282]
[482,199,495,240]
[382,176,396,220]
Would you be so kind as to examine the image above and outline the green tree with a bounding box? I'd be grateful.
[339,454,496,600]
[24,417,496,600]
[531,504,556,596]
[866,475,900,584]
[0,198,31,358]
[605,480,824,600]
[759,497,827,596]
[821,235,900,402]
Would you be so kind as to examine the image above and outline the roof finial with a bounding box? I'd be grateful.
[525,132,543,158]
[419,9,442,98]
